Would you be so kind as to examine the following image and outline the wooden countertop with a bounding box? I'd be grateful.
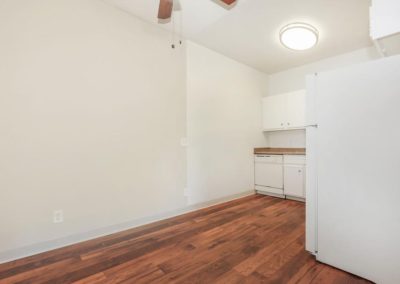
[254,148,306,155]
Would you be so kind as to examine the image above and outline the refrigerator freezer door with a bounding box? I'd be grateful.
[315,56,400,284]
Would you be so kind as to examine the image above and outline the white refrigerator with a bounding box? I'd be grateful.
[306,55,400,284]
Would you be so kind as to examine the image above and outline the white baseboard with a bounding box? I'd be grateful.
[0,190,255,264]
[286,195,305,203]
[256,190,285,199]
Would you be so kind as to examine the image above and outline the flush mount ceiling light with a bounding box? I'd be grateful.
[280,23,319,51]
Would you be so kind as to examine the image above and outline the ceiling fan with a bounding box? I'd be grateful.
[158,0,237,20]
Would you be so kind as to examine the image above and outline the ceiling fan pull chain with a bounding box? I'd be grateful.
[171,11,176,49]
[179,6,182,46]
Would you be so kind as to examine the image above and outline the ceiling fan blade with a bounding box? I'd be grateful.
[220,0,236,5]
[158,0,173,20]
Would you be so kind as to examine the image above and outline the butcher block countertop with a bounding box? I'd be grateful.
[254,148,306,155]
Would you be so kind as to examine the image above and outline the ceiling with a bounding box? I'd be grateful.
[103,0,373,74]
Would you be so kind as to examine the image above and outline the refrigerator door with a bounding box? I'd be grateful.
[315,56,400,284]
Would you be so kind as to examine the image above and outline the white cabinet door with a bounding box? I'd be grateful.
[370,0,400,39]
[284,165,305,198]
[262,95,286,130]
[286,90,306,129]
[262,90,306,131]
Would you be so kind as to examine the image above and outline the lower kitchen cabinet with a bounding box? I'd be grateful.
[255,154,306,201]
[284,164,305,198]
[283,155,306,200]
[283,155,306,199]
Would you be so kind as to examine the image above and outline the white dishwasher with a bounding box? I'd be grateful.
[254,155,284,197]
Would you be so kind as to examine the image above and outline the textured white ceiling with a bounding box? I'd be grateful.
[103,0,373,74]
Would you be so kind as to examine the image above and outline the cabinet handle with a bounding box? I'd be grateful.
[287,122,290,126]
[298,170,302,173]
[281,123,284,126]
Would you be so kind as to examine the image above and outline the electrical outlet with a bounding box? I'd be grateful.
[53,210,63,223]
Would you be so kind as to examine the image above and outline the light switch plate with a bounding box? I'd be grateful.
[180,137,188,147]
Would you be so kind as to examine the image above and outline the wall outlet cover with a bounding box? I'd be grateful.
[53,210,64,223]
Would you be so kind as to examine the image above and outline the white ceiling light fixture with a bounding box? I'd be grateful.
[280,23,319,51]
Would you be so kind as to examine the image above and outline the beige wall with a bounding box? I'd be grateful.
[0,0,188,259]
[186,41,267,204]
[0,0,269,262]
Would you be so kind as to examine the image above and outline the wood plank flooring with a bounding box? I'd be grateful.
[0,194,372,283]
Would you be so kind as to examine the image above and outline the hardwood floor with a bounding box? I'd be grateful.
[0,194,371,284]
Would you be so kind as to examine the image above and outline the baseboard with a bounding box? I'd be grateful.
[256,190,285,199]
[286,195,305,203]
[0,190,255,264]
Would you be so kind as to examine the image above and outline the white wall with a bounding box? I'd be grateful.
[186,41,266,204]
[0,0,188,260]
[263,46,380,148]
[267,130,306,148]
[267,47,380,96]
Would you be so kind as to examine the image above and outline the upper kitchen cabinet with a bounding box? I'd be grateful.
[262,90,306,131]
[286,90,306,129]
[369,0,400,57]
[370,0,400,40]
[262,94,286,130]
